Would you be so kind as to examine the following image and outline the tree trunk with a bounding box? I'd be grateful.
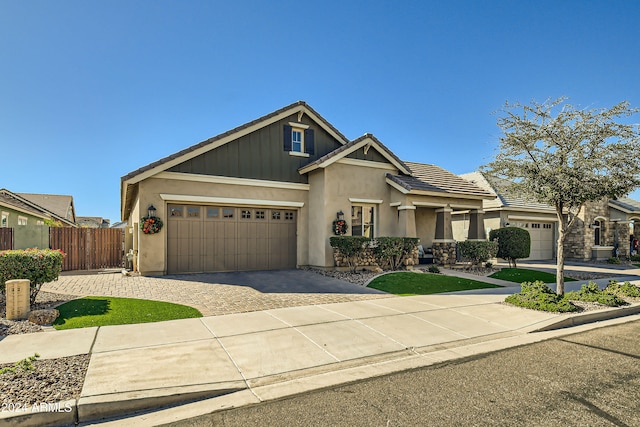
[556,210,567,296]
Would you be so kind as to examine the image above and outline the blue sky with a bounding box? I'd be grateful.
[1,0,639,223]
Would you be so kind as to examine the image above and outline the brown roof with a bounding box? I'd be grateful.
[299,133,411,175]
[0,189,49,218]
[17,193,75,221]
[121,101,350,184]
[387,162,493,197]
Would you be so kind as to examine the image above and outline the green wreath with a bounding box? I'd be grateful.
[140,216,163,234]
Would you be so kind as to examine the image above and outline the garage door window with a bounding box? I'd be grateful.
[285,212,294,221]
[223,208,234,219]
[187,207,200,218]
[272,211,281,220]
[241,210,252,219]
[256,210,265,219]
[169,206,183,217]
[207,208,219,218]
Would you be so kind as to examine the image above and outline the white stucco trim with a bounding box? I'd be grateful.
[507,214,558,222]
[337,158,397,170]
[397,205,416,210]
[412,201,481,210]
[159,194,305,208]
[288,122,309,129]
[349,198,383,204]
[389,202,401,207]
[154,172,310,191]
[289,151,310,158]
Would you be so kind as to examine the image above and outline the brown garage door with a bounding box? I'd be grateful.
[167,205,297,273]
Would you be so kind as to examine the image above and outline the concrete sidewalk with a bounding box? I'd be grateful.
[2,290,640,427]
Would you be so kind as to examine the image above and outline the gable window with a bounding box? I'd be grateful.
[283,123,314,157]
[351,205,375,238]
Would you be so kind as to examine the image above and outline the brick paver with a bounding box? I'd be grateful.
[42,272,391,316]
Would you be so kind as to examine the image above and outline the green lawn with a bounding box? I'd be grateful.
[367,272,500,296]
[634,264,640,268]
[53,296,203,330]
[489,268,576,284]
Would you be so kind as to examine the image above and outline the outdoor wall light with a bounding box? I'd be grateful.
[337,210,344,220]
[148,205,157,218]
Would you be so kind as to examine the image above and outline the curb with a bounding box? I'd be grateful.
[530,302,640,332]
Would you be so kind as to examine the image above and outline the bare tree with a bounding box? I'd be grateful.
[484,97,640,295]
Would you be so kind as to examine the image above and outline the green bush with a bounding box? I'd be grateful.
[489,227,531,268]
[604,280,640,298]
[606,257,621,264]
[505,281,578,312]
[564,282,626,306]
[372,237,419,271]
[0,249,65,305]
[428,265,440,274]
[329,236,370,273]
[629,255,640,262]
[457,240,498,268]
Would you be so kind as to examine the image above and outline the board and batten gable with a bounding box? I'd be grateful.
[346,145,389,163]
[167,113,344,183]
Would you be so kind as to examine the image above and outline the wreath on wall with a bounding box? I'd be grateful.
[140,216,164,234]
[333,219,348,235]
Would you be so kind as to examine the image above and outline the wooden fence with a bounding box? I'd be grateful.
[50,228,124,271]
[0,228,13,250]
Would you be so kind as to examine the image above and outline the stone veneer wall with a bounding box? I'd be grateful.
[332,246,419,269]
[564,199,631,260]
[432,241,457,266]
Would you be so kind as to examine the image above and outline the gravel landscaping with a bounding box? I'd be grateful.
[0,291,75,338]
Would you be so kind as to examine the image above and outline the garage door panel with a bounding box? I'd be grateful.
[168,205,296,273]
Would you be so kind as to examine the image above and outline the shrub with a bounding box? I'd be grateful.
[372,237,419,271]
[505,281,578,312]
[564,282,626,306]
[0,249,65,305]
[457,240,498,269]
[428,265,440,274]
[630,255,640,262]
[605,280,640,298]
[484,262,493,268]
[489,227,531,268]
[329,236,369,273]
[607,257,621,264]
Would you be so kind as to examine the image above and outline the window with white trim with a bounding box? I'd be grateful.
[292,129,303,153]
[283,123,314,157]
[18,216,28,226]
[1,212,8,227]
[351,205,375,238]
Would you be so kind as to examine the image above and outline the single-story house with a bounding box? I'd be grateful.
[0,188,77,250]
[121,101,494,275]
[454,172,640,261]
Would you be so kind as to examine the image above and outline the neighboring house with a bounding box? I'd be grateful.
[110,220,128,229]
[77,216,111,228]
[454,172,640,261]
[121,101,494,276]
[17,192,77,225]
[0,189,77,249]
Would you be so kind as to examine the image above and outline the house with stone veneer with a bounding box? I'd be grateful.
[120,101,494,276]
[454,172,640,261]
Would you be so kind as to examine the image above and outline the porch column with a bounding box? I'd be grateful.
[467,209,486,240]
[433,206,456,266]
[434,206,453,240]
[397,205,417,238]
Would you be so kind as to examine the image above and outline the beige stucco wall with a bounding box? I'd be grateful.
[132,176,309,275]
[309,162,399,268]
[416,208,437,247]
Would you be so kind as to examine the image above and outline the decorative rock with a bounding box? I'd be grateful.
[28,309,60,325]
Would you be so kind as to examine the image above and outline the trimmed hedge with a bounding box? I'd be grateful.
[489,227,531,268]
[0,249,65,305]
[457,240,498,268]
[329,236,370,273]
[329,236,419,272]
[372,237,420,271]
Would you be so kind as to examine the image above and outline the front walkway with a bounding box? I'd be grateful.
[42,270,390,316]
